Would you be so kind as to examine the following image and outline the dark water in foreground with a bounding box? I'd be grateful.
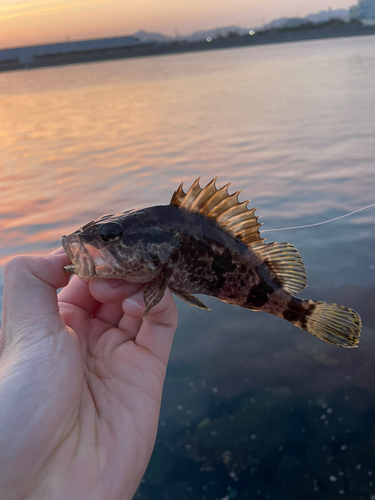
[1,36,375,499]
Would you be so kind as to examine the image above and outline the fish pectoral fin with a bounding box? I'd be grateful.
[171,290,210,310]
[142,268,172,318]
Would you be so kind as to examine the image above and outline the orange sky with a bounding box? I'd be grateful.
[0,0,355,49]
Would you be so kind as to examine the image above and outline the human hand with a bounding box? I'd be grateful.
[0,249,177,500]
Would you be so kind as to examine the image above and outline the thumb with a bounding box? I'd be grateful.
[1,253,71,351]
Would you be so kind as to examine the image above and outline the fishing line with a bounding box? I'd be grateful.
[262,202,375,233]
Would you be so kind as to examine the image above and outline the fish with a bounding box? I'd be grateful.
[61,178,361,348]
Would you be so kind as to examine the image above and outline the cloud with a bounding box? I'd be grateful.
[0,0,66,12]
[0,0,119,22]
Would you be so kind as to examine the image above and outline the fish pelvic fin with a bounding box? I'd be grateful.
[171,290,210,310]
[286,299,361,348]
[170,178,265,246]
[252,242,307,295]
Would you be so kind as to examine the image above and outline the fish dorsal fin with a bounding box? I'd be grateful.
[252,242,307,295]
[170,177,265,246]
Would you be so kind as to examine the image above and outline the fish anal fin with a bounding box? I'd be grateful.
[172,290,210,310]
[170,178,265,246]
[252,242,307,295]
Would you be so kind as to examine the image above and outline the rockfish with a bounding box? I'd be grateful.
[61,178,361,348]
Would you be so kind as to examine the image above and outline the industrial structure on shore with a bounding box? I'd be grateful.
[0,36,142,71]
[1,3,375,73]
[358,0,375,24]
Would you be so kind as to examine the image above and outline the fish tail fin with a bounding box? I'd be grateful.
[290,299,361,348]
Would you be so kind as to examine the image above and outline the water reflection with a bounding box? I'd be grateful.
[142,284,375,499]
[0,36,375,499]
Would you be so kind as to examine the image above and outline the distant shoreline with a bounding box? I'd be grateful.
[1,21,375,73]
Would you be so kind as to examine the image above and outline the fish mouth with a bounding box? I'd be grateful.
[61,234,97,280]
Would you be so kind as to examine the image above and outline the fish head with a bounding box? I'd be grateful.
[61,209,179,282]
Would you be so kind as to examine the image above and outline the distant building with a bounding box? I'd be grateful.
[0,36,140,64]
[358,0,375,25]
[349,5,359,19]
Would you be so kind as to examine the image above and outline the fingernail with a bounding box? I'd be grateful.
[99,279,124,290]
[124,297,143,309]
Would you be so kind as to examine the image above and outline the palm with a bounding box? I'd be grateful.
[0,253,177,500]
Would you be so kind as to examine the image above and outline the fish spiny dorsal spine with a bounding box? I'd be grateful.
[170,177,265,246]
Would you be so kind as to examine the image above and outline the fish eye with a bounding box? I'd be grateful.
[99,222,123,243]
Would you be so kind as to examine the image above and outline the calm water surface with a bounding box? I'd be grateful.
[1,36,375,499]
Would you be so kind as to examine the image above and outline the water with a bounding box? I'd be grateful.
[1,36,375,499]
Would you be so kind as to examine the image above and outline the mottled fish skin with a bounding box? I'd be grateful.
[61,208,181,283]
[164,211,314,330]
[61,179,361,348]
[62,204,284,303]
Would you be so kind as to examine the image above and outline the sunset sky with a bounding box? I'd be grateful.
[1,0,355,49]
